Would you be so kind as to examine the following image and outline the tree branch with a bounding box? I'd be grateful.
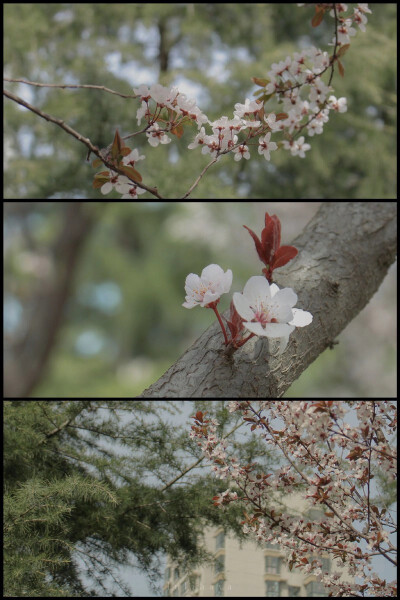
[138,202,397,398]
[3,89,163,198]
[3,77,138,98]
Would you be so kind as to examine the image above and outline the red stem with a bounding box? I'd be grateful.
[236,332,256,348]
[212,306,229,345]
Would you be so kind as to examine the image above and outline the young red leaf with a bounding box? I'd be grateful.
[262,214,281,263]
[226,300,244,341]
[120,166,142,183]
[243,225,266,265]
[171,123,185,139]
[251,77,270,87]
[92,157,104,168]
[256,106,265,121]
[111,129,124,162]
[338,59,345,77]
[92,172,110,189]
[120,147,132,157]
[337,44,351,57]
[271,245,298,269]
[311,6,325,27]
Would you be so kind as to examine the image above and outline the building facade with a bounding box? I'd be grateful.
[164,495,352,597]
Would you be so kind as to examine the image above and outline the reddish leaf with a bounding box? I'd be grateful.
[256,106,265,121]
[92,157,104,168]
[120,166,142,183]
[226,300,244,341]
[171,123,185,139]
[262,214,281,263]
[271,245,298,269]
[311,7,325,27]
[120,146,132,157]
[338,59,345,77]
[251,77,270,87]
[92,171,110,189]
[110,129,124,162]
[243,225,266,265]
[337,44,350,57]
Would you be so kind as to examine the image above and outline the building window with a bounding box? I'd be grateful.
[305,581,328,597]
[214,579,224,597]
[215,556,225,575]
[266,580,281,597]
[265,555,281,574]
[174,567,180,581]
[189,575,198,592]
[288,585,301,596]
[215,531,225,550]
[321,557,330,573]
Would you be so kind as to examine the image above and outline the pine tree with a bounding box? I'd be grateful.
[4,400,277,596]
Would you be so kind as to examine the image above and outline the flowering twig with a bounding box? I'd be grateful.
[3,88,164,199]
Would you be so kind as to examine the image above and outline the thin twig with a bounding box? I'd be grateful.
[181,156,219,199]
[3,77,137,99]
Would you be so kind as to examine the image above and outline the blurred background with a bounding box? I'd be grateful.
[4,201,396,398]
[3,3,397,199]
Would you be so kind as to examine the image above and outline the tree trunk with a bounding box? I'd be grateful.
[139,202,397,398]
[4,203,98,398]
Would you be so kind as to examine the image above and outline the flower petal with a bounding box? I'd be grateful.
[233,292,255,322]
[289,308,313,327]
[274,287,298,308]
[263,322,294,338]
[242,276,271,304]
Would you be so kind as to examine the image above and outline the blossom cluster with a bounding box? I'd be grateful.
[183,265,312,354]
[182,211,312,355]
[190,401,397,597]
[95,3,372,199]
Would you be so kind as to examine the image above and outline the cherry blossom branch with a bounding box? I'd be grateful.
[3,88,164,199]
[4,4,372,199]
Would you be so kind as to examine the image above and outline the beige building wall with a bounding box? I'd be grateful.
[163,494,353,597]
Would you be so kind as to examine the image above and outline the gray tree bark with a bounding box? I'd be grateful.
[139,202,397,398]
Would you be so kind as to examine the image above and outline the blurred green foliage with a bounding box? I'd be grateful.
[4,3,396,199]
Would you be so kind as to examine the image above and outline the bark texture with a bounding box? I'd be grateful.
[139,202,397,398]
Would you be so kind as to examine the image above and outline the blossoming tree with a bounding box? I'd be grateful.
[190,401,397,597]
